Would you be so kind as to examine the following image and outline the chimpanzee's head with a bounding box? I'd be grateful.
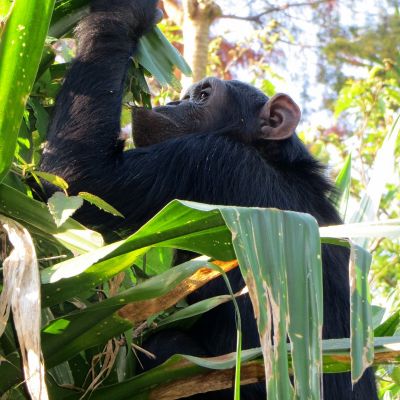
[132,77,301,147]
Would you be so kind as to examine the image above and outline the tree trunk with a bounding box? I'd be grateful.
[181,0,221,87]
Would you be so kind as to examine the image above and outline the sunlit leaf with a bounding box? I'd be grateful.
[221,207,322,399]
[320,219,400,239]
[40,200,234,306]
[136,26,191,90]
[0,0,55,182]
[42,258,226,366]
[48,1,191,91]
[0,183,103,253]
[78,191,124,218]
[349,245,373,383]
[333,153,352,219]
[48,192,84,228]
[348,114,400,247]
[35,171,69,191]
[375,311,400,337]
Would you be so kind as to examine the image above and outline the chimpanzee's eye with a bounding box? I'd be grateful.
[199,87,211,101]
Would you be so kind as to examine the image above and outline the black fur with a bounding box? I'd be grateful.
[40,1,378,398]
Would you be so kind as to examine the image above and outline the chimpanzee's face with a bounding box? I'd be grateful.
[132,77,234,147]
[131,77,300,147]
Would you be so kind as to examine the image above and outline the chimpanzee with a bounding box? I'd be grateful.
[39,0,378,398]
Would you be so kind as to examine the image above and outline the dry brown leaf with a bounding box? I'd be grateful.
[118,259,238,323]
[0,216,48,400]
[81,338,124,399]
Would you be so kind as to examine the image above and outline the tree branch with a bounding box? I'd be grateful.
[220,0,331,23]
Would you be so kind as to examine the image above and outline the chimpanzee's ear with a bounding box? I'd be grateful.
[259,93,301,140]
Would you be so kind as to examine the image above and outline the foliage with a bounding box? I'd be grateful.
[0,0,400,399]
[0,0,55,182]
[304,17,400,394]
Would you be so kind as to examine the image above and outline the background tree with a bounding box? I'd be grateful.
[162,0,333,85]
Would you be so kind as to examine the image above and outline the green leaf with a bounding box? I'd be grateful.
[136,26,191,90]
[0,183,103,253]
[261,79,276,97]
[0,1,13,18]
[35,171,69,191]
[28,97,50,140]
[156,294,233,328]
[320,219,400,239]
[348,114,400,247]
[78,191,124,218]
[334,83,362,117]
[41,200,234,306]
[88,349,262,400]
[48,192,84,228]
[48,2,191,91]
[221,207,322,399]
[151,26,192,76]
[48,0,90,38]
[375,311,400,337]
[349,245,373,383]
[372,305,386,329]
[135,247,174,275]
[0,0,55,182]
[319,219,400,383]
[333,153,352,219]
[36,44,56,80]
[51,0,89,24]
[42,259,221,367]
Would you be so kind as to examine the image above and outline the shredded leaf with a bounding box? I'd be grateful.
[0,216,49,400]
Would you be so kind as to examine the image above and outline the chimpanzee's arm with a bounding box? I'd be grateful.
[40,0,159,189]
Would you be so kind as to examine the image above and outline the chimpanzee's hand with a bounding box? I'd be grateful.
[90,0,163,38]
